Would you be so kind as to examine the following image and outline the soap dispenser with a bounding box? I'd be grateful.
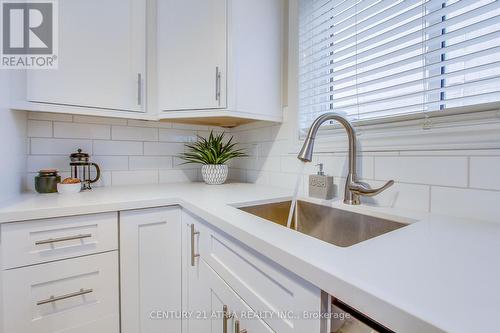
[309,163,334,200]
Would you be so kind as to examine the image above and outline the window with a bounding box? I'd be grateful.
[298,0,500,134]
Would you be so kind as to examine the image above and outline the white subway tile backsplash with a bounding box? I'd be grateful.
[228,168,246,182]
[92,156,129,171]
[112,125,158,141]
[144,142,184,156]
[112,170,159,186]
[27,120,52,137]
[246,170,270,185]
[233,127,274,143]
[23,112,500,224]
[54,122,110,139]
[173,157,199,169]
[25,112,202,191]
[319,155,374,179]
[27,155,68,172]
[159,169,199,183]
[93,140,143,156]
[374,156,468,187]
[431,187,500,222]
[28,112,72,122]
[259,140,290,157]
[258,156,281,172]
[93,171,112,187]
[31,138,92,155]
[470,156,500,190]
[159,128,197,143]
[129,156,173,170]
[362,181,431,212]
[73,115,127,126]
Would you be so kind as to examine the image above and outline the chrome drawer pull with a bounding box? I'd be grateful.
[215,66,221,104]
[190,224,200,266]
[223,305,233,333]
[35,233,92,246]
[36,288,93,306]
[234,320,247,333]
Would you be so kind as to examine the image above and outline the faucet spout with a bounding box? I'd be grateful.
[297,112,393,205]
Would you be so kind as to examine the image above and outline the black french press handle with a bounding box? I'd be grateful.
[89,163,101,184]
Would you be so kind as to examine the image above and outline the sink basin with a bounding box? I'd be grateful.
[238,200,408,247]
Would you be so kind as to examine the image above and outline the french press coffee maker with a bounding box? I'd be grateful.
[69,149,101,190]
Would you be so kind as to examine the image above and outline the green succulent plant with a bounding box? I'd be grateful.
[179,131,247,165]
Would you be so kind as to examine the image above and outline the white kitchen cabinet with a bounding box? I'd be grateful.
[14,0,283,126]
[183,210,322,333]
[2,251,119,333]
[183,218,275,333]
[156,0,284,126]
[1,212,118,269]
[157,0,227,111]
[120,206,182,333]
[187,256,276,333]
[26,0,146,113]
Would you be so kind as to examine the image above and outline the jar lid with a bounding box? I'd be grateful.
[70,149,90,162]
[38,169,59,176]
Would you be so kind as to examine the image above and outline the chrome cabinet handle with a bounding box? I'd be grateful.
[223,305,233,333]
[215,66,221,105]
[234,320,247,333]
[137,73,142,105]
[190,224,200,266]
[35,233,92,246]
[37,288,93,306]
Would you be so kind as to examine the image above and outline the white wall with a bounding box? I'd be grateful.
[0,73,27,203]
[24,112,230,190]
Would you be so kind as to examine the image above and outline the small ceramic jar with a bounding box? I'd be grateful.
[35,169,61,193]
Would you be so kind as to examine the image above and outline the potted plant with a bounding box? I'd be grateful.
[179,131,247,185]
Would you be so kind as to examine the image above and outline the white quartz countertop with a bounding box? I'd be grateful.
[0,182,499,333]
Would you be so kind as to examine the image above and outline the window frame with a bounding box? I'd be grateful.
[288,0,500,154]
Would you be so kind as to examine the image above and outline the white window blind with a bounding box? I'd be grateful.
[298,0,500,133]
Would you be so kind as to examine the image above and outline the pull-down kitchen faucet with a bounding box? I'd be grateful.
[298,112,394,205]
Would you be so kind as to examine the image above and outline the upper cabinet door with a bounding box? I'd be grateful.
[157,0,227,111]
[27,0,146,112]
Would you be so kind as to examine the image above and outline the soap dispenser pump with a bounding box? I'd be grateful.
[309,163,334,200]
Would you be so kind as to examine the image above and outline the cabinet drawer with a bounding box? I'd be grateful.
[2,251,119,333]
[1,212,118,269]
[185,211,322,333]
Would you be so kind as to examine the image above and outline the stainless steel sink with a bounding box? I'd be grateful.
[238,200,407,247]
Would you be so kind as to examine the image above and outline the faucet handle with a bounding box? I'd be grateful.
[349,180,394,197]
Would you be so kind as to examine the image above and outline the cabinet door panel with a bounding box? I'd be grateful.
[157,0,227,111]
[187,256,275,333]
[120,206,182,333]
[27,0,146,112]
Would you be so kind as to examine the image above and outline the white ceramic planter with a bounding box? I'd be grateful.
[201,164,228,185]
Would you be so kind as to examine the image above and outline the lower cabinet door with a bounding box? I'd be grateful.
[187,257,275,333]
[2,251,119,333]
[184,210,322,333]
[120,206,182,333]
